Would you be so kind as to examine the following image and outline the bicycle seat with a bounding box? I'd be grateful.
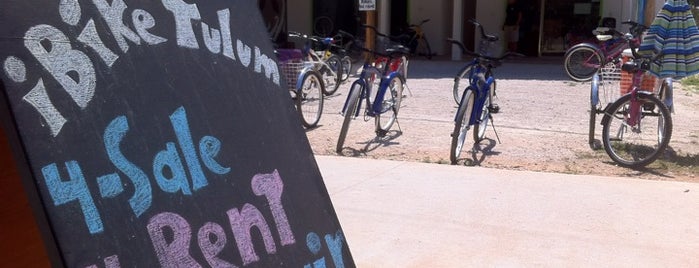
[596,35,613,41]
[484,34,498,42]
[621,60,650,73]
[385,45,410,56]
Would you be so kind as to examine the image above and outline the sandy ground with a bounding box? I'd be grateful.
[304,59,699,182]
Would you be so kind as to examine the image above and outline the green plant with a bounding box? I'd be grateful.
[680,74,699,92]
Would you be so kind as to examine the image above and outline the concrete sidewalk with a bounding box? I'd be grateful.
[315,156,699,267]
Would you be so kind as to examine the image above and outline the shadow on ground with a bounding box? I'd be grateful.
[406,58,571,81]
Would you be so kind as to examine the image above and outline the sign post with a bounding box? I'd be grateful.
[0,1,354,267]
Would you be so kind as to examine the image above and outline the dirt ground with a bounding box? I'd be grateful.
[304,59,699,182]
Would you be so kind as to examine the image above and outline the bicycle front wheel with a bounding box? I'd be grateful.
[375,75,405,135]
[296,71,325,128]
[601,93,672,168]
[450,89,475,164]
[336,82,362,154]
[453,65,473,105]
[564,46,602,82]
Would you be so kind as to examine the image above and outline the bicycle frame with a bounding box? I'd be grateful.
[455,60,494,126]
[342,60,399,117]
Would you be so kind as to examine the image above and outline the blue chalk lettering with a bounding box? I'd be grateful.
[325,231,345,268]
[97,173,124,198]
[312,259,326,268]
[153,142,192,195]
[42,161,103,234]
[104,116,152,217]
[306,232,322,254]
[170,107,208,190]
[199,135,230,175]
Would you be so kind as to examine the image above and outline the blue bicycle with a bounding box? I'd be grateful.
[336,30,409,154]
[447,32,520,164]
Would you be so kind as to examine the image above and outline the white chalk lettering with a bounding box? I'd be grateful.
[23,79,67,137]
[59,0,81,26]
[3,56,27,83]
[132,9,167,45]
[24,24,96,109]
[217,9,235,60]
[92,0,142,52]
[236,40,252,67]
[201,22,221,54]
[162,0,201,49]
[254,46,280,85]
[78,19,119,67]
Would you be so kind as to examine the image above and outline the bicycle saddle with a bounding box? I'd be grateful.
[484,34,498,42]
[385,45,410,56]
[621,60,650,73]
[596,35,613,41]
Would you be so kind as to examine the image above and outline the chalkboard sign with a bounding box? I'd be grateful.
[0,0,354,267]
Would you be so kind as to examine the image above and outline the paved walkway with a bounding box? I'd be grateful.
[316,156,699,267]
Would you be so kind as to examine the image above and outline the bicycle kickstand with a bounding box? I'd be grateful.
[489,114,502,144]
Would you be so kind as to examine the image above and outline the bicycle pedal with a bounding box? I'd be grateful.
[488,104,500,114]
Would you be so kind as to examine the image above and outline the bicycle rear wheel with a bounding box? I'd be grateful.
[336,82,362,154]
[416,37,432,60]
[564,46,602,82]
[473,93,490,142]
[296,71,325,128]
[601,93,672,168]
[320,55,341,95]
[375,75,405,136]
[340,56,352,82]
[450,89,475,164]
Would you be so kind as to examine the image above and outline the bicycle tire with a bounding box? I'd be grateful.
[450,89,475,164]
[589,74,600,150]
[296,70,325,128]
[321,55,341,95]
[340,56,352,82]
[453,65,474,105]
[375,75,405,135]
[313,16,333,36]
[564,46,602,82]
[601,93,672,168]
[473,93,490,142]
[336,81,362,154]
[417,36,432,60]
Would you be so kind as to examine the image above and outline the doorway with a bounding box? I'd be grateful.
[517,0,542,56]
[461,0,477,51]
[540,0,601,54]
[390,1,409,36]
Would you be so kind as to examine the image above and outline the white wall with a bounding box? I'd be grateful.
[410,0,451,55]
[287,0,312,34]
[475,0,506,56]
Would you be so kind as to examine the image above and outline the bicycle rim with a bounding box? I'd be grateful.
[376,76,404,132]
[564,47,601,81]
[601,94,672,168]
[450,90,474,164]
[474,95,490,142]
[322,55,341,95]
[340,56,352,82]
[297,71,324,128]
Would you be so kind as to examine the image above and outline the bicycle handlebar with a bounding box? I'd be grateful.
[468,18,499,42]
[336,29,406,58]
[447,38,523,62]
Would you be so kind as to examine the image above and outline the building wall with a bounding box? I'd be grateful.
[287,0,312,34]
[409,0,451,55]
[475,0,506,56]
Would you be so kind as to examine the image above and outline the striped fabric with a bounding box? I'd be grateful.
[638,0,699,78]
